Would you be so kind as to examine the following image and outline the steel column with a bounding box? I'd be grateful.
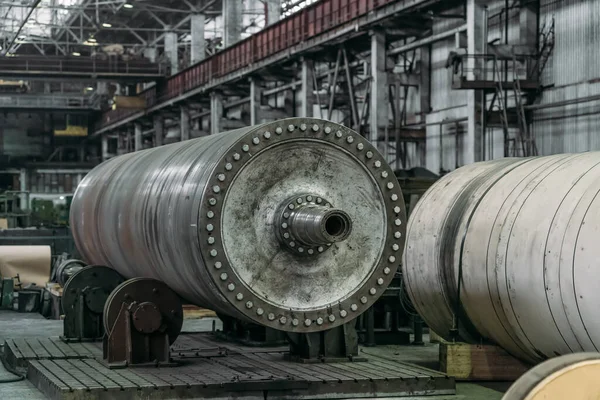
[210,92,223,135]
[222,0,242,48]
[265,0,280,25]
[191,14,206,64]
[181,105,191,141]
[134,122,143,151]
[101,135,109,161]
[370,31,388,148]
[466,0,486,164]
[300,58,315,118]
[250,77,261,126]
[164,32,179,75]
[154,115,164,147]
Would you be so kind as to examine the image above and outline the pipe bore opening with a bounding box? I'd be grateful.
[276,195,353,254]
[324,212,351,240]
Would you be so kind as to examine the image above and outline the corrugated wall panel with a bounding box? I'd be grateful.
[533,0,600,155]
[533,82,600,155]
[541,0,600,86]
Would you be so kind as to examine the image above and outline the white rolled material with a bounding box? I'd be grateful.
[403,153,600,363]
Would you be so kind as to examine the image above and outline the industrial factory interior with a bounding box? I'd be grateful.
[0,0,598,399]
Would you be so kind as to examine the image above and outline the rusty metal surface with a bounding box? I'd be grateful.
[72,118,406,334]
[103,278,183,345]
[62,266,124,314]
[102,278,183,367]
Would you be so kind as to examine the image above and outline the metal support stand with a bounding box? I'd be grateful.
[364,307,376,347]
[217,314,287,346]
[102,278,183,368]
[61,266,124,342]
[412,316,424,345]
[287,323,367,363]
[356,272,412,346]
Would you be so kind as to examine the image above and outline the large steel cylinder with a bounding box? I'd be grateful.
[403,153,600,363]
[71,118,406,333]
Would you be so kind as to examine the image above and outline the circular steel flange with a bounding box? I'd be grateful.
[103,278,183,344]
[203,118,406,332]
[62,265,124,315]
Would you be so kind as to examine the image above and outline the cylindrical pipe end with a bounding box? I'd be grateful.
[288,205,353,246]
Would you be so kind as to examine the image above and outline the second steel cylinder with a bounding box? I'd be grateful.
[403,153,600,363]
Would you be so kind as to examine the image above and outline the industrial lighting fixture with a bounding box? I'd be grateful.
[86,86,95,91]
[88,37,97,43]
[59,196,65,200]
[102,23,112,28]
[72,52,81,56]
[123,3,133,8]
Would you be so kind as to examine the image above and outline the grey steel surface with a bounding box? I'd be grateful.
[19,332,454,400]
[71,118,406,334]
[403,152,600,364]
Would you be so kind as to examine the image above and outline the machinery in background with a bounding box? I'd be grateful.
[357,167,439,346]
[0,227,76,258]
[61,265,123,342]
[0,191,30,228]
[53,114,88,137]
[0,275,15,309]
[31,197,71,227]
[0,80,29,93]
[0,274,45,313]
[52,254,86,286]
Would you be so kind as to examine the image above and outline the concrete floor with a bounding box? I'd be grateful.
[0,311,509,399]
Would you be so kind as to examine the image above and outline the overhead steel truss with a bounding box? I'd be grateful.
[0,0,271,56]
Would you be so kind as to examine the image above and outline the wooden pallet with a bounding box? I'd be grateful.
[440,341,531,381]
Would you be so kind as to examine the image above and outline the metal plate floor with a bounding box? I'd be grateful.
[3,333,456,400]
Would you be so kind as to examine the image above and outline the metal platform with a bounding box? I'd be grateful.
[0,94,101,111]
[452,79,539,91]
[4,333,455,400]
[0,56,166,82]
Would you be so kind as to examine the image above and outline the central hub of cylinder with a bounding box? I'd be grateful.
[289,206,352,245]
[276,194,353,255]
